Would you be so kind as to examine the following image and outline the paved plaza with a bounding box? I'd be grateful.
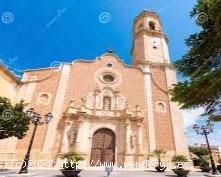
[0,169,207,177]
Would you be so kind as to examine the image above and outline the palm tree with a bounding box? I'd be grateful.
[153,149,166,166]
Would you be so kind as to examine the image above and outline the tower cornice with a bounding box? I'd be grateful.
[135,60,175,70]
[134,29,169,42]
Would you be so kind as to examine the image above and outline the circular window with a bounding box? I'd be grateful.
[95,68,122,86]
[103,74,115,83]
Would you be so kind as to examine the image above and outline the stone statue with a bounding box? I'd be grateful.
[81,96,87,106]
[130,135,136,148]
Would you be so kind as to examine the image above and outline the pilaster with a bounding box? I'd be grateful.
[142,65,156,153]
[42,64,71,155]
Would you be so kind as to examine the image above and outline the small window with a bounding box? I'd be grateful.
[38,93,50,105]
[103,74,115,83]
[156,102,166,112]
[107,63,112,67]
[149,21,156,30]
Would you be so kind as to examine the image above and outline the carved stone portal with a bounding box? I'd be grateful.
[61,87,144,162]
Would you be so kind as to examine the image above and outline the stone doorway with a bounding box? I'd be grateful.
[90,128,115,166]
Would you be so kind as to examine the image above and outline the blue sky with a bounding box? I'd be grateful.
[0,0,220,146]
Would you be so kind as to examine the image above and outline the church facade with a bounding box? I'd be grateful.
[0,11,188,166]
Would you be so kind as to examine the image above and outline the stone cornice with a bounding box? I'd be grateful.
[22,63,71,72]
[148,61,174,69]
[65,105,144,122]
[135,29,168,42]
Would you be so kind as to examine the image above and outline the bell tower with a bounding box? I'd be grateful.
[131,11,189,156]
[131,10,170,65]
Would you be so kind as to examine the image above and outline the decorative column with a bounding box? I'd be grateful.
[75,118,84,152]
[114,90,119,109]
[136,122,143,154]
[94,88,100,110]
[125,120,131,153]
[125,119,133,162]
[60,121,72,153]
[93,91,97,112]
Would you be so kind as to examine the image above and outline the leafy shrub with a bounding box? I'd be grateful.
[61,152,84,170]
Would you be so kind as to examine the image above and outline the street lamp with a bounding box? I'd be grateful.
[19,108,53,174]
[193,120,218,175]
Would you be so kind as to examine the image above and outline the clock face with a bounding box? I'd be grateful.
[150,37,160,47]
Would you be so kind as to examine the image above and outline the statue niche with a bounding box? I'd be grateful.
[103,96,111,110]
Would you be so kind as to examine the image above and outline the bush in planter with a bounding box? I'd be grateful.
[189,146,210,171]
[172,155,189,168]
[199,161,211,172]
[60,152,84,177]
[193,158,201,166]
[153,149,167,172]
[199,156,211,173]
[171,155,190,177]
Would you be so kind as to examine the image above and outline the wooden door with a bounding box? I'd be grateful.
[90,128,115,166]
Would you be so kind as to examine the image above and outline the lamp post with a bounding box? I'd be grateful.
[193,120,218,175]
[19,108,53,174]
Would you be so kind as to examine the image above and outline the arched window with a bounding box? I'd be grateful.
[156,102,166,112]
[38,93,49,105]
[149,21,156,30]
[103,96,111,110]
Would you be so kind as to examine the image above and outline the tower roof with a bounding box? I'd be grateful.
[134,10,159,22]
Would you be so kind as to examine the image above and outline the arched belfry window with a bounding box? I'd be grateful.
[149,21,156,30]
[103,96,111,110]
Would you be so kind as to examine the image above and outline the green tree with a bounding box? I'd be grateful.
[170,0,221,121]
[0,97,30,139]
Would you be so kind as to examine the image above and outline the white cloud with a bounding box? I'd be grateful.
[216,129,221,135]
[184,111,221,147]
[182,108,204,128]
